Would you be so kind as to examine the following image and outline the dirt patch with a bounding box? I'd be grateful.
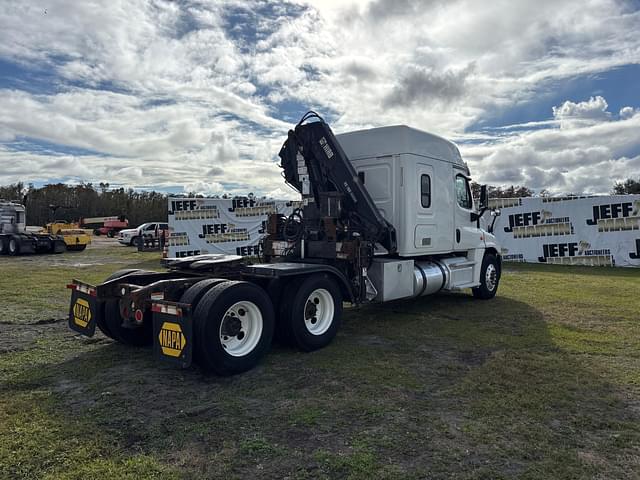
[0,321,66,354]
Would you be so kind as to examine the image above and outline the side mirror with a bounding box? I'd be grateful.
[479,184,488,209]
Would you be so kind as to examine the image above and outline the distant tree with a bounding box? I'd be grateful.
[613,178,640,195]
[499,185,534,198]
[0,182,25,202]
[0,182,168,226]
[470,182,534,200]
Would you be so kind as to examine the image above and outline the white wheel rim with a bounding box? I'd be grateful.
[304,288,334,336]
[9,239,16,252]
[486,263,497,291]
[219,301,263,357]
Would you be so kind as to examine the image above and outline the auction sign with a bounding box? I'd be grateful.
[491,194,640,267]
[167,197,295,258]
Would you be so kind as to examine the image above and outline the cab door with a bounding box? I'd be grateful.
[452,169,479,251]
[414,163,451,252]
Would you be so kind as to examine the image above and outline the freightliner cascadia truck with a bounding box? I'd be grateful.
[67,112,501,375]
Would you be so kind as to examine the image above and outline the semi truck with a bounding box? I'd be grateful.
[0,201,67,255]
[67,112,501,375]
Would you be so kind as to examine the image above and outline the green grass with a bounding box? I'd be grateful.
[0,246,160,324]
[0,250,639,479]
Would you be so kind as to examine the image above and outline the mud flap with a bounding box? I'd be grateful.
[67,280,100,337]
[152,301,193,368]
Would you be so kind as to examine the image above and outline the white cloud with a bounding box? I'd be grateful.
[183,180,225,196]
[552,95,611,127]
[0,0,638,196]
[462,98,640,194]
[620,106,638,120]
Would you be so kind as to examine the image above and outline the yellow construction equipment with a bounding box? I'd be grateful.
[44,222,92,251]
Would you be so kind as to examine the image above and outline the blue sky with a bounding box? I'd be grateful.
[0,0,639,196]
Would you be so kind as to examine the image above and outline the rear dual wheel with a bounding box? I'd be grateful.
[192,281,274,376]
[98,269,154,345]
[103,300,153,346]
[279,274,342,352]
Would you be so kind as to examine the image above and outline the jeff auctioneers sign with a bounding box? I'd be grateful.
[491,194,640,267]
[167,197,295,258]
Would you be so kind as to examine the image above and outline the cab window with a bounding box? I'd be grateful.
[455,174,472,209]
[420,174,431,208]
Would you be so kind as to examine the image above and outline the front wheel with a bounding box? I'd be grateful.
[130,236,139,246]
[280,274,342,352]
[194,281,274,375]
[472,253,500,299]
[8,236,21,256]
[107,230,115,238]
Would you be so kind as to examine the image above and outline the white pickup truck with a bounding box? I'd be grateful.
[118,222,168,246]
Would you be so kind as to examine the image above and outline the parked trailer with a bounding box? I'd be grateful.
[67,112,502,375]
[0,201,66,255]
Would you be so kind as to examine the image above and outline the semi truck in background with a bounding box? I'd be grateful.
[67,112,502,375]
[0,201,67,255]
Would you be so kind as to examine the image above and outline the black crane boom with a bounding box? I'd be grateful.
[278,112,397,253]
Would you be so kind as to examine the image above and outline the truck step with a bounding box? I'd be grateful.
[447,261,475,269]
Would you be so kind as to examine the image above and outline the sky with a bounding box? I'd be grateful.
[0,0,639,198]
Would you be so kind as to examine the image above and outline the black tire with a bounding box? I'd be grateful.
[93,229,101,236]
[8,236,21,256]
[0,237,6,255]
[130,236,139,247]
[97,269,152,340]
[280,274,342,352]
[472,253,500,300]
[180,278,228,307]
[107,230,115,238]
[103,299,152,346]
[105,268,149,282]
[53,240,66,253]
[194,281,274,375]
[180,279,228,363]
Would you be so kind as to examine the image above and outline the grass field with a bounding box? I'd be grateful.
[1,247,639,479]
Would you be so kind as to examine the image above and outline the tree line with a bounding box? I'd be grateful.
[0,178,638,227]
[0,182,168,227]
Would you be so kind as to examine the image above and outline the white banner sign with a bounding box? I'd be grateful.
[490,194,640,267]
[167,197,295,258]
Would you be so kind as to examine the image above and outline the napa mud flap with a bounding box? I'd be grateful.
[152,301,193,368]
[67,280,100,337]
